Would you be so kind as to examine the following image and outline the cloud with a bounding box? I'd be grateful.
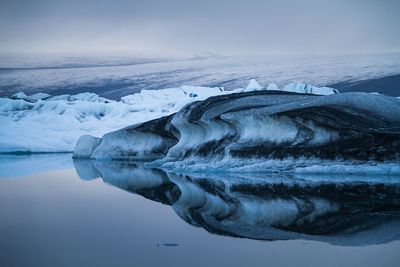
[0,0,399,55]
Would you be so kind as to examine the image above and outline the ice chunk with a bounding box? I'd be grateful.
[245,79,263,91]
[266,83,279,91]
[283,82,339,95]
[72,92,112,103]
[79,91,400,169]
[29,92,52,101]
[0,83,343,153]
[120,86,226,113]
[46,92,112,103]
[73,135,101,159]
[0,98,33,112]
[10,92,52,102]
[10,92,28,100]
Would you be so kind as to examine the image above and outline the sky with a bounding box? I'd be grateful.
[0,0,399,57]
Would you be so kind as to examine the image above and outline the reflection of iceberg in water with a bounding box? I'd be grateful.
[74,160,400,246]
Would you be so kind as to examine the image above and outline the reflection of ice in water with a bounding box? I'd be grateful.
[73,159,400,247]
[0,154,73,178]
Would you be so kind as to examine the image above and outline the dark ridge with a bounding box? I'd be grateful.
[128,114,178,140]
[182,90,316,122]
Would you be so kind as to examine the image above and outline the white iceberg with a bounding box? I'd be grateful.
[266,83,279,91]
[282,82,339,95]
[10,92,28,100]
[29,92,52,101]
[72,135,101,159]
[244,79,263,91]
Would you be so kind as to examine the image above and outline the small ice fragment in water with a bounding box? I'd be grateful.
[156,243,179,247]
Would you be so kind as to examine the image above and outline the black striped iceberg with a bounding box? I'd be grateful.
[73,90,400,172]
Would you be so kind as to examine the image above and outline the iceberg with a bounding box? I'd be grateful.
[28,92,52,101]
[282,82,339,95]
[10,92,29,100]
[72,135,101,159]
[0,86,225,153]
[1,81,336,153]
[266,83,279,91]
[74,89,400,172]
[244,79,263,91]
[10,91,52,102]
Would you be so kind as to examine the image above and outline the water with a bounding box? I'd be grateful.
[1,156,400,267]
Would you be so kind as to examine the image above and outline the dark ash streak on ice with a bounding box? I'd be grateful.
[74,90,400,170]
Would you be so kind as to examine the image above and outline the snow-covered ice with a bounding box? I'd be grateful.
[0,85,225,153]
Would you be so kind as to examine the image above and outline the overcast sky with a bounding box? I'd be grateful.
[0,0,399,56]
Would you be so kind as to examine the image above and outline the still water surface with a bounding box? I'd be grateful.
[1,156,399,267]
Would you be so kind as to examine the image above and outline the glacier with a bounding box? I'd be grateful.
[2,53,400,99]
[74,87,400,172]
[0,80,337,153]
